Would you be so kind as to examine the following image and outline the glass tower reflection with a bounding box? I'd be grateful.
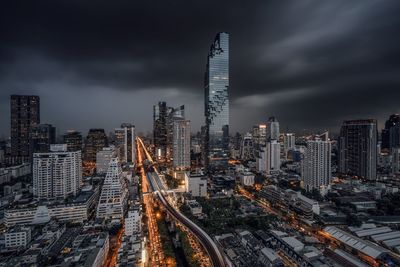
[204,32,229,169]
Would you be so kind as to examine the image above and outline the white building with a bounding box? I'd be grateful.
[97,158,128,219]
[125,208,141,237]
[114,123,136,164]
[239,171,255,186]
[302,136,332,193]
[96,146,117,174]
[173,119,191,170]
[33,144,82,200]
[185,173,207,197]
[5,226,32,248]
[266,140,281,174]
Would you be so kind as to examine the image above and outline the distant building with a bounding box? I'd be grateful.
[302,134,332,193]
[204,32,230,169]
[185,173,207,197]
[153,101,168,159]
[167,105,185,160]
[96,146,117,174]
[97,158,128,219]
[63,130,83,152]
[382,114,400,150]
[10,95,40,163]
[114,123,136,164]
[267,117,280,141]
[173,119,191,170]
[30,124,56,155]
[283,133,295,157]
[339,119,377,180]
[266,140,281,174]
[84,129,108,162]
[392,148,400,174]
[252,124,267,147]
[33,144,82,200]
[240,133,255,161]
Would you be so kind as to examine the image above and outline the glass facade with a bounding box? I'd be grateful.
[205,32,230,168]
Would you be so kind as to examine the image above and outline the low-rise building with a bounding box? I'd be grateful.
[5,226,32,248]
[185,173,207,197]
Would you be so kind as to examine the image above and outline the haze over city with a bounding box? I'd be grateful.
[2,1,400,136]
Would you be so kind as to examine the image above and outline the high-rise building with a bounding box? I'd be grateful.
[153,101,168,159]
[204,32,230,169]
[302,134,332,193]
[240,133,255,161]
[392,148,400,175]
[252,124,267,147]
[63,130,83,152]
[339,119,377,180]
[283,133,296,157]
[167,105,185,160]
[30,124,56,155]
[125,208,141,236]
[266,140,281,174]
[114,123,136,164]
[83,129,108,162]
[96,146,117,175]
[10,95,40,162]
[382,114,400,150]
[267,116,280,141]
[173,119,191,170]
[32,144,82,200]
[97,158,128,219]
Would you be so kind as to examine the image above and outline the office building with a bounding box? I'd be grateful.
[283,133,295,156]
[114,123,136,164]
[97,158,128,219]
[173,119,191,170]
[392,148,400,175]
[240,133,255,161]
[204,32,230,169]
[30,124,56,154]
[96,146,117,174]
[301,135,332,193]
[167,105,185,160]
[252,124,267,147]
[185,173,207,197]
[83,129,108,162]
[339,119,377,180]
[33,144,82,200]
[10,95,40,162]
[267,116,280,141]
[382,114,400,150]
[266,140,281,174]
[63,130,83,152]
[153,101,168,159]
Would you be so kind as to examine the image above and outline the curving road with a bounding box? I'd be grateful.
[137,137,226,267]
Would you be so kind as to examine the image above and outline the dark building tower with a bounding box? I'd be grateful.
[153,101,168,159]
[63,130,83,152]
[114,123,136,163]
[204,32,230,170]
[83,129,108,162]
[381,114,400,151]
[30,124,56,154]
[339,119,377,180]
[10,95,40,163]
[166,105,185,161]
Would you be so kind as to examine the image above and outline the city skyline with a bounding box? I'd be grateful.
[2,1,400,136]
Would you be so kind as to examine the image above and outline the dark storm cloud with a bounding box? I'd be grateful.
[1,0,400,135]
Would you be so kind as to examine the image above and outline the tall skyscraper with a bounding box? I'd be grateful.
[115,123,136,164]
[382,114,400,150]
[283,133,296,157]
[267,116,280,141]
[153,101,168,159]
[204,32,230,169]
[167,105,185,160]
[30,124,56,154]
[63,130,83,152]
[83,129,108,162]
[302,134,332,193]
[32,144,82,200]
[173,119,191,170]
[266,140,281,174]
[97,158,128,219]
[10,95,40,162]
[339,119,377,180]
[240,133,255,161]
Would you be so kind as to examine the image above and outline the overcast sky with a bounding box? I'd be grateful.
[1,0,400,137]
